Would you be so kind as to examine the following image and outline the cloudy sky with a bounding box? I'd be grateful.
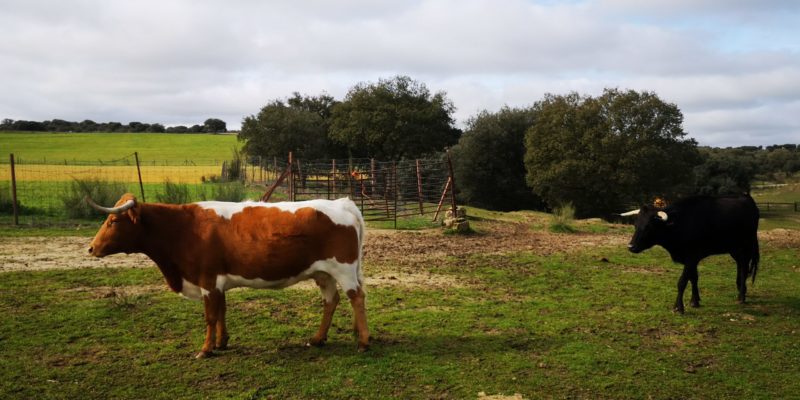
[1,0,798,147]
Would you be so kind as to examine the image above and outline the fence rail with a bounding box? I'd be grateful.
[757,202,799,212]
[2,152,457,228]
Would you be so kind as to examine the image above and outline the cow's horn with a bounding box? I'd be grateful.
[85,197,135,214]
[657,211,668,221]
[620,209,640,217]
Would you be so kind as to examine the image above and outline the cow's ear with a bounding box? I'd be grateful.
[126,203,140,224]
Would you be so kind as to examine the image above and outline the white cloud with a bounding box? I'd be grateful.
[0,0,798,146]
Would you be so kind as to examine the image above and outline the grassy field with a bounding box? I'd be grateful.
[1,210,799,399]
[0,131,240,162]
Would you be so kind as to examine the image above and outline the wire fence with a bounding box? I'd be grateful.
[1,152,456,227]
[281,157,453,223]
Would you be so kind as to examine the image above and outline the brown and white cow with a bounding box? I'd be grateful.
[87,193,368,358]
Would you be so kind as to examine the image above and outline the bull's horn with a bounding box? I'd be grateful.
[619,209,640,217]
[85,197,135,214]
[657,211,668,221]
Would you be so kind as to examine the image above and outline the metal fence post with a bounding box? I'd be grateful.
[134,152,146,202]
[416,159,424,215]
[9,154,19,225]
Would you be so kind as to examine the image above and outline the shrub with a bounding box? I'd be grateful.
[549,202,576,233]
[224,147,245,182]
[156,180,192,204]
[205,182,247,202]
[0,183,18,213]
[61,178,129,218]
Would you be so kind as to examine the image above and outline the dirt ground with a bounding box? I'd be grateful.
[0,219,628,273]
[1,220,796,287]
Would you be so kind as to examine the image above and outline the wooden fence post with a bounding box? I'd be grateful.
[134,152,146,202]
[370,159,376,196]
[288,152,294,201]
[446,150,458,213]
[9,154,19,225]
[331,159,337,198]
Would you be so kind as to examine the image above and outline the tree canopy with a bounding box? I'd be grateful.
[329,76,461,160]
[238,93,345,160]
[451,106,543,211]
[525,89,701,217]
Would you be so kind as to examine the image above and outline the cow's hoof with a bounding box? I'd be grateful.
[306,337,326,347]
[672,307,685,314]
[195,351,213,359]
[736,299,746,305]
[357,343,369,353]
[215,336,230,350]
[690,301,701,308]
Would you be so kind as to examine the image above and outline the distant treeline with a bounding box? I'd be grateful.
[0,118,227,134]
[696,144,800,192]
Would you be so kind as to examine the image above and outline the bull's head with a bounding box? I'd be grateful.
[86,193,143,257]
[620,206,669,253]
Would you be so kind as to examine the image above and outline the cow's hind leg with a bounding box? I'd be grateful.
[198,289,225,359]
[688,263,701,308]
[347,286,369,352]
[328,261,369,351]
[308,272,340,347]
[734,254,749,304]
[674,263,693,314]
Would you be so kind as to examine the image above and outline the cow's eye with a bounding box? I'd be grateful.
[108,220,116,227]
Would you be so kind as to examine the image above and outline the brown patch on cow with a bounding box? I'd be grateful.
[212,205,359,280]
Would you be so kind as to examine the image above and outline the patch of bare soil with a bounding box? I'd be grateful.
[759,229,800,249]
[0,236,151,272]
[365,219,628,269]
[65,284,164,299]
[477,392,526,400]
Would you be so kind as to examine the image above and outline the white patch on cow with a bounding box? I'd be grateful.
[215,257,361,295]
[195,198,359,228]
[180,279,203,301]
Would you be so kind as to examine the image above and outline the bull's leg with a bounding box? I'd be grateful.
[215,291,229,350]
[197,289,224,359]
[308,273,340,347]
[674,265,691,314]
[346,286,370,352]
[735,257,748,304]
[688,263,701,308]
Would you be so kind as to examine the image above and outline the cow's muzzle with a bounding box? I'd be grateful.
[627,244,642,254]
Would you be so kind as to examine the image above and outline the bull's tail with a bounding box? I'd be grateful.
[750,239,760,285]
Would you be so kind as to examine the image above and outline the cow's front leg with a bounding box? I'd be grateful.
[674,265,690,314]
[197,289,224,359]
[215,291,229,350]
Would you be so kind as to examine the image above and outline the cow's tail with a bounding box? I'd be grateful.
[341,198,366,290]
[750,239,760,285]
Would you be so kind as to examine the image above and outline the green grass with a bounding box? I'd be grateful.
[0,131,240,162]
[1,241,798,399]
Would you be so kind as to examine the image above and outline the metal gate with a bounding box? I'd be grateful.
[256,154,455,224]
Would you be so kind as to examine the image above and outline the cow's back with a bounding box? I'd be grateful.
[666,195,759,259]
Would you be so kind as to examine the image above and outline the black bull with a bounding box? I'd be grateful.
[623,195,760,313]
